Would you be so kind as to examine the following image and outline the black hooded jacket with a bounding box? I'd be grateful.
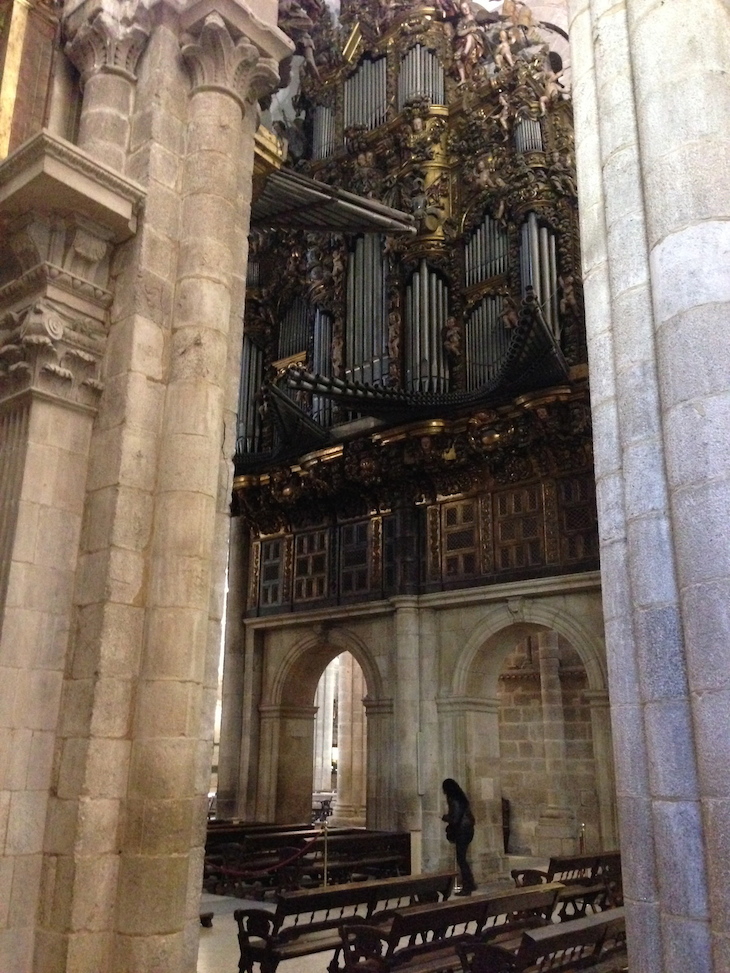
[442,779,475,843]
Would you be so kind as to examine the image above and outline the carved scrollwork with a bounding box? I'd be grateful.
[0,300,105,408]
[181,13,280,113]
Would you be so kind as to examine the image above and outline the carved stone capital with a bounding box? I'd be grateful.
[65,3,151,83]
[0,299,105,409]
[181,12,280,113]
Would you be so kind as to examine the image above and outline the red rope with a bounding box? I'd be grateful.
[205,833,323,879]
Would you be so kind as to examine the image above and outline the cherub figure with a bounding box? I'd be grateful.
[493,30,514,72]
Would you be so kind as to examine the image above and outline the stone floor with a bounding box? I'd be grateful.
[197,893,334,973]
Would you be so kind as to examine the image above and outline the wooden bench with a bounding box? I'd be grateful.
[511,853,621,920]
[338,885,563,973]
[234,871,455,973]
[458,908,626,972]
[206,829,411,898]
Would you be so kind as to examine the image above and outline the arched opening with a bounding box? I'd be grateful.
[312,652,367,827]
[440,612,616,878]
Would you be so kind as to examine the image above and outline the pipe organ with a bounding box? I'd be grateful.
[312,105,336,160]
[397,44,445,109]
[345,234,388,385]
[312,308,334,426]
[344,57,387,132]
[515,118,544,153]
[278,296,311,359]
[235,0,590,604]
[464,295,508,389]
[404,259,449,393]
[238,334,264,452]
[465,213,509,287]
[520,212,558,336]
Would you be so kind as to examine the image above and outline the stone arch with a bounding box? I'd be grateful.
[260,626,383,823]
[439,598,616,856]
[450,600,608,700]
[269,625,384,708]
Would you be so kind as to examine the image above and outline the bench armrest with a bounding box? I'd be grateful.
[234,908,280,946]
[510,868,549,887]
[339,922,390,973]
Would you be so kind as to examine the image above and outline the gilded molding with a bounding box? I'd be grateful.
[181,11,280,113]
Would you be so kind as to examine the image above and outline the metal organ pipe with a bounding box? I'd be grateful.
[239,335,264,451]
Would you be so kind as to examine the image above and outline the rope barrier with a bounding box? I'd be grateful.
[204,833,322,880]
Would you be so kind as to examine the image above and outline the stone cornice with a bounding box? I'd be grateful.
[0,130,145,241]
[179,0,293,63]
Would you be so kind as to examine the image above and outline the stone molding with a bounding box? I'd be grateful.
[436,696,499,716]
[0,130,146,240]
[180,11,280,113]
[0,131,146,410]
[64,4,151,83]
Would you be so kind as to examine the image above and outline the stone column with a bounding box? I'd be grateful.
[65,7,150,172]
[392,597,422,834]
[536,631,575,854]
[569,0,727,969]
[0,132,143,973]
[584,689,618,849]
[419,607,440,873]
[332,654,366,825]
[111,13,280,970]
[313,658,337,794]
[364,697,394,830]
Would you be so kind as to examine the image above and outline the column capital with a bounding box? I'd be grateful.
[64,3,151,83]
[0,298,105,409]
[180,11,280,113]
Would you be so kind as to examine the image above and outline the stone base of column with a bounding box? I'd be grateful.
[536,806,577,857]
[330,803,366,827]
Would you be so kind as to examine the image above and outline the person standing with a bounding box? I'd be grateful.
[442,778,476,895]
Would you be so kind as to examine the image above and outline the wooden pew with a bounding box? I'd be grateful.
[458,907,626,973]
[234,871,455,973]
[511,852,621,920]
[338,885,563,973]
[206,829,411,898]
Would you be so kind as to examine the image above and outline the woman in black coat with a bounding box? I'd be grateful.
[442,778,476,895]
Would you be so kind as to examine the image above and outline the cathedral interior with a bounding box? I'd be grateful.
[0,0,729,970]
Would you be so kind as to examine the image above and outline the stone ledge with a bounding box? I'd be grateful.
[0,130,146,241]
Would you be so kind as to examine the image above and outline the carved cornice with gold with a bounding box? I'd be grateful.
[232,385,593,532]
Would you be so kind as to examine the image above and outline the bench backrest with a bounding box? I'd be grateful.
[518,907,625,970]
[384,897,488,953]
[273,872,454,935]
[546,854,599,884]
[481,884,562,938]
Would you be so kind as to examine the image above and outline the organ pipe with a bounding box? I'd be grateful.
[345,235,388,386]
[345,57,387,131]
[312,106,335,160]
[464,295,508,389]
[238,334,264,451]
[515,118,544,152]
[397,45,445,109]
[278,296,310,359]
[466,212,508,285]
[520,212,558,336]
[404,260,449,392]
